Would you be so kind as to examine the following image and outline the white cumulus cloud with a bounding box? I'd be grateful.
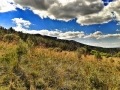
[12,18,31,29]
[0,0,16,12]
[84,31,120,39]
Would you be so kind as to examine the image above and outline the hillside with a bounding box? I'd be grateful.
[0,26,120,90]
[0,26,120,54]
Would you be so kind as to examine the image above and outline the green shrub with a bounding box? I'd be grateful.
[116,66,120,71]
[89,74,108,89]
[77,47,87,54]
[1,54,11,64]
[48,48,54,51]
[16,41,28,62]
[16,45,27,56]
[95,52,102,60]
[53,48,62,52]
[3,34,19,43]
[100,52,107,56]
[114,52,120,58]
[3,34,14,42]
[76,47,87,58]
[110,58,114,63]
[90,50,97,55]
[26,38,34,48]
[105,54,111,58]
[76,52,82,59]
[91,50,109,59]
[35,78,47,89]
[1,49,17,65]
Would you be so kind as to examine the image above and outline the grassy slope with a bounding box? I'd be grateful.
[0,40,120,90]
[0,27,120,90]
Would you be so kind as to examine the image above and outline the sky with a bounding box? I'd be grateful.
[0,0,120,48]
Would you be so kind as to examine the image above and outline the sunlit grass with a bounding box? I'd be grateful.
[0,40,120,90]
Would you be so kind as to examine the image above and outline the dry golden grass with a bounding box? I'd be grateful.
[0,41,120,90]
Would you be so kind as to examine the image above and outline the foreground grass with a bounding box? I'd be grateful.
[0,41,120,90]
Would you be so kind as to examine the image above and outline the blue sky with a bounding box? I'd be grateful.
[0,0,120,47]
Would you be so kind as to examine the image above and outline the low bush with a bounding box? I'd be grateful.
[95,52,102,60]
[53,48,62,52]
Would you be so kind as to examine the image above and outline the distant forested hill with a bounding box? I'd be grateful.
[0,26,120,56]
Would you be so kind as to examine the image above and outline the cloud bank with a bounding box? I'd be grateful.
[11,0,120,26]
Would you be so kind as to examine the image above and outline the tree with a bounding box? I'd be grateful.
[7,27,16,34]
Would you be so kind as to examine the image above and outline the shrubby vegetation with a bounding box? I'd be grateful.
[0,26,120,90]
[114,52,120,58]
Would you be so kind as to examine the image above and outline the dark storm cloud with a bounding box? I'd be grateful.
[48,0,104,20]
[13,0,55,10]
